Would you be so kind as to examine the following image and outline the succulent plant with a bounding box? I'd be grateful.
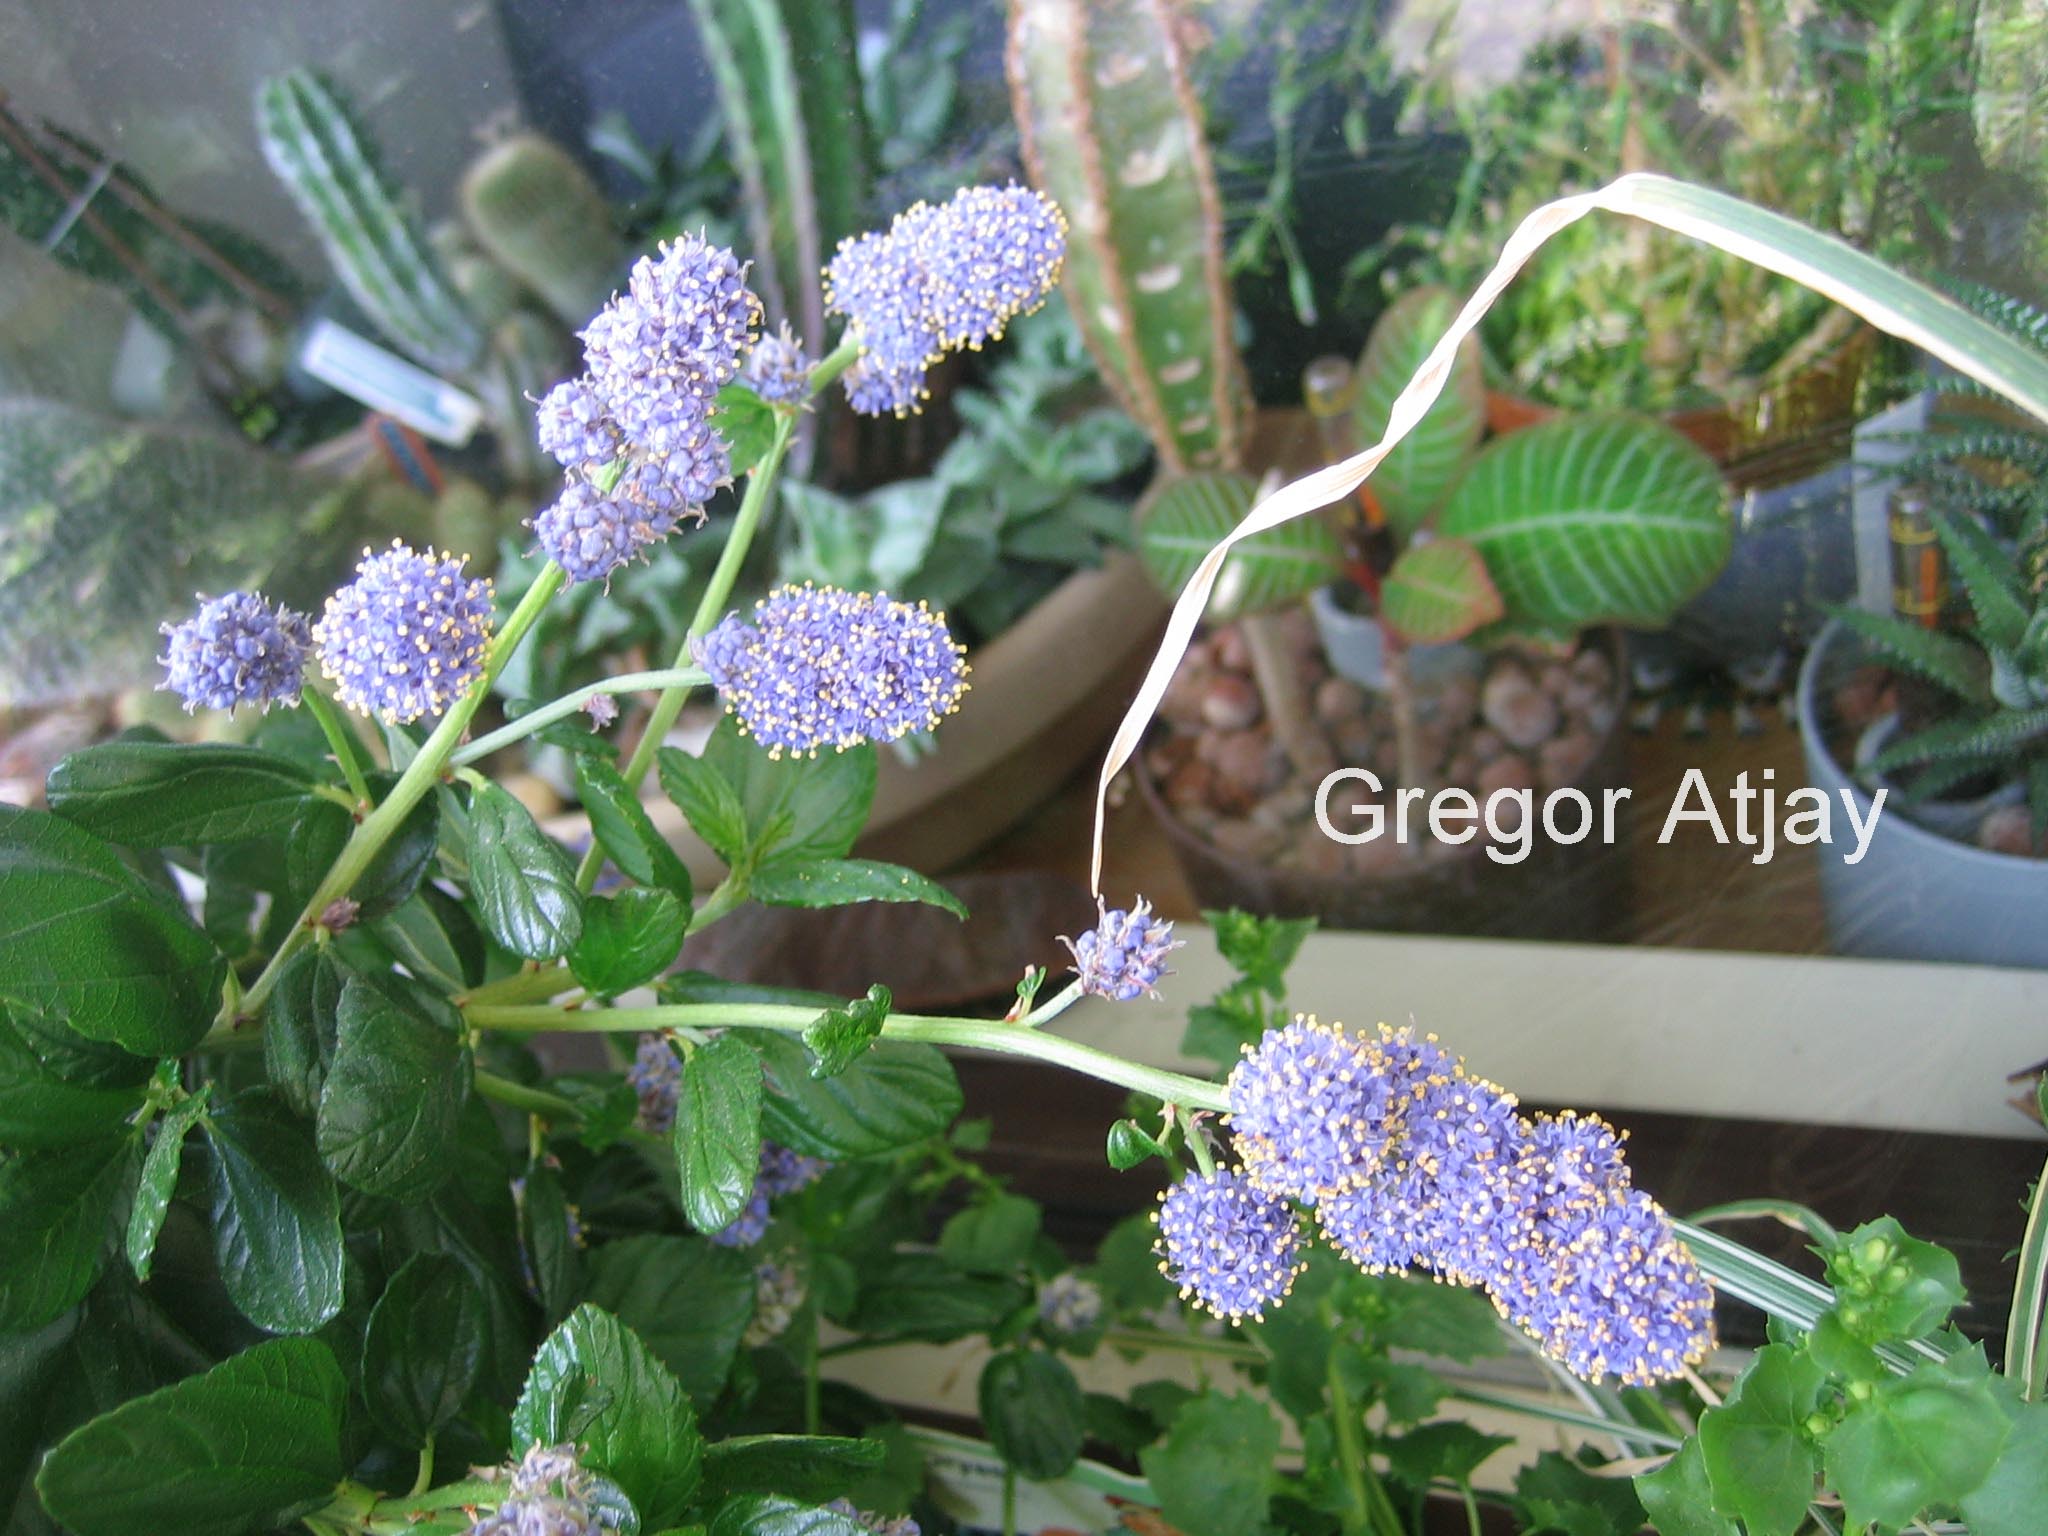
[459,135,624,329]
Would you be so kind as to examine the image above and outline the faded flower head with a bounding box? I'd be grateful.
[159,590,312,714]
[743,322,815,405]
[468,1442,607,1536]
[1154,1168,1304,1323]
[695,584,969,756]
[1063,897,1179,1002]
[629,1034,682,1134]
[826,1499,921,1536]
[743,1258,807,1346]
[711,1141,831,1247]
[315,541,494,724]
[584,692,619,729]
[1038,1272,1104,1335]
[1227,1017,1395,1201]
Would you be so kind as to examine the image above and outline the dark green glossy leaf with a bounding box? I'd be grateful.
[584,1236,756,1408]
[571,888,689,996]
[702,717,875,867]
[372,896,472,994]
[755,1034,960,1158]
[204,1092,344,1334]
[469,781,583,960]
[0,1134,136,1331]
[127,1091,207,1281]
[1106,1118,1169,1170]
[0,805,224,1054]
[801,984,890,1079]
[750,859,966,918]
[979,1349,1084,1480]
[34,1336,346,1536]
[940,1193,1042,1277]
[1696,1343,1824,1536]
[283,798,351,909]
[1513,1452,1648,1536]
[1140,1393,1280,1536]
[512,1303,704,1529]
[315,976,470,1202]
[707,1494,866,1536]
[47,743,318,846]
[847,1252,1031,1342]
[0,1004,148,1147]
[577,753,693,899]
[700,1436,888,1506]
[354,776,440,921]
[262,947,345,1118]
[1634,1438,1736,1536]
[517,1155,584,1326]
[1385,1421,1513,1491]
[362,1253,486,1444]
[1823,1348,2009,1533]
[658,745,749,867]
[675,1034,764,1234]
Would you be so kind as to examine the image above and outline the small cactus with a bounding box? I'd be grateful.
[459,135,624,329]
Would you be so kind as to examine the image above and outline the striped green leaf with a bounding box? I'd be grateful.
[1829,606,1991,704]
[1930,508,2032,656]
[1352,287,1486,537]
[1137,473,1339,621]
[1381,537,1503,644]
[1437,413,1729,629]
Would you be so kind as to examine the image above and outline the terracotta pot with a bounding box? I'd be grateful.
[1134,634,1634,941]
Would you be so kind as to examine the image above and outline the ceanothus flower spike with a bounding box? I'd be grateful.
[159,590,312,714]
[314,541,494,724]
[1063,897,1180,1002]
[467,1442,605,1536]
[1154,1167,1303,1323]
[1226,1017,1398,1201]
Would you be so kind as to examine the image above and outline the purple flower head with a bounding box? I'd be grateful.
[629,1034,682,1134]
[743,322,815,405]
[532,453,717,588]
[744,1258,808,1346]
[825,224,944,373]
[1520,1112,1632,1243]
[710,1188,772,1249]
[1154,1168,1303,1323]
[159,590,312,714]
[584,693,619,729]
[915,184,1067,351]
[1063,896,1180,1002]
[841,354,927,417]
[1226,1017,1394,1200]
[535,377,622,471]
[315,542,494,723]
[825,1499,921,1536]
[468,1442,605,1536]
[1038,1272,1104,1335]
[695,584,970,756]
[758,1141,828,1197]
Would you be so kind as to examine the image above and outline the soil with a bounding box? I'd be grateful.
[1145,608,1621,875]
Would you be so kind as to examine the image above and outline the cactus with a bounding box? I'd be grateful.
[683,0,872,345]
[459,135,624,329]
[256,70,484,375]
[1007,0,1248,473]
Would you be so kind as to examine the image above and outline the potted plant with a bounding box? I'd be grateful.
[1797,291,2048,966]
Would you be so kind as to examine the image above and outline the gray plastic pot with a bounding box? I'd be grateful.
[1797,617,2048,969]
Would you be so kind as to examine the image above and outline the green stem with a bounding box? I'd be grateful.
[684,873,749,935]
[449,666,710,767]
[474,1070,586,1123]
[803,1291,823,1435]
[466,1001,1231,1113]
[1001,1467,1017,1536]
[1447,1387,1684,1452]
[302,687,373,806]
[221,565,568,1031]
[409,1437,435,1499]
[459,967,581,1009]
[1327,1351,1397,1536]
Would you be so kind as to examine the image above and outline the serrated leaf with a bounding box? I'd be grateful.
[353,778,440,921]
[700,1436,888,1505]
[584,1237,756,1408]
[513,1303,704,1528]
[1931,507,2031,656]
[940,1192,1042,1276]
[315,976,470,1202]
[675,1034,764,1234]
[571,888,689,996]
[1380,537,1504,644]
[362,1253,486,1444]
[127,1092,206,1281]
[0,1134,136,1331]
[707,1495,866,1536]
[46,743,318,847]
[577,753,693,899]
[469,782,583,960]
[263,947,344,1118]
[0,1004,149,1148]
[750,858,967,918]
[1829,604,1991,703]
[658,744,750,866]
[1351,286,1487,536]
[755,1033,960,1158]
[204,1092,344,1334]
[1821,1217,1966,1344]
[1438,413,1730,630]
[1137,473,1340,621]
[702,718,876,868]
[802,985,892,1078]
[34,1336,346,1536]
[1385,1421,1513,1491]
[979,1350,1084,1480]
[0,805,225,1054]
[371,896,473,994]
[1140,1393,1280,1536]
[518,1154,583,1325]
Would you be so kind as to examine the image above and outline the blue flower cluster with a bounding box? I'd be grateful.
[825,183,1066,415]
[710,1140,830,1249]
[1038,1272,1105,1335]
[532,235,762,585]
[1154,1168,1304,1322]
[743,322,815,405]
[1215,1018,1716,1385]
[467,1443,604,1536]
[629,1034,683,1134]
[314,542,495,724]
[158,590,312,714]
[825,1499,921,1536]
[1064,897,1181,1002]
[695,584,969,756]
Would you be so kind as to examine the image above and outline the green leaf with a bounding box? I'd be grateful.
[940,1193,1043,1276]
[263,947,343,1118]
[1696,1343,1824,1536]
[703,718,877,868]
[755,1034,961,1158]
[1828,603,1991,704]
[512,1303,704,1528]
[1384,1422,1513,1491]
[34,1336,346,1536]
[572,888,689,996]
[362,1253,486,1445]
[979,1350,1085,1481]
[353,779,440,921]
[316,976,470,1202]
[577,753,693,899]
[1822,1217,1967,1344]
[1634,1438,1736,1536]
[1350,286,1488,536]
[584,1236,757,1407]
[0,805,225,1054]
[1106,1117,1169,1170]
[1514,1452,1647,1536]
[700,1437,889,1506]
[713,384,781,482]
[1205,909,1315,995]
[676,1034,764,1234]
[469,781,584,960]
[1137,473,1340,621]
[1961,1392,2048,1536]
[750,858,968,918]
[127,1091,206,1281]
[517,1154,583,1325]
[204,1092,344,1334]
[46,743,318,847]
[1824,1348,2010,1533]
[0,1004,148,1147]
[1140,1393,1280,1536]
[848,1252,1032,1342]
[1872,706,2048,775]
[802,984,892,1078]
[0,1134,136,1331]
[1380,537,1505,644]
[707,1494,866,1536]
[658,744,750,867]
[371,896,473,994]
[1437,413,1730,630]
[1931,507,2032,656]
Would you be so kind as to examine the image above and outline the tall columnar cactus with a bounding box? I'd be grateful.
[683,0,872,347]
[459,135,624,329]
[1006,0,1248,474]
[255,70,485,375]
